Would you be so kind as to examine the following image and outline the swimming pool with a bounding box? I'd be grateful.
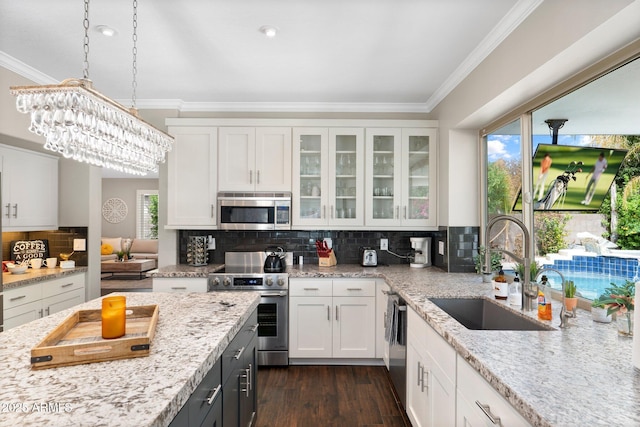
[542,272,632,300]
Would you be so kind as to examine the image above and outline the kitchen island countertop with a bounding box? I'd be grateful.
[0,291,260,427]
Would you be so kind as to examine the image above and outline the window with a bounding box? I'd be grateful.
[136,190,158,239]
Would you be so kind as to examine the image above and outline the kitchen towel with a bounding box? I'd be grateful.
[634,305,640,370]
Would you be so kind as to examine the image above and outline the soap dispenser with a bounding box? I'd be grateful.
[508,272,522,306]
[493,265,508,300]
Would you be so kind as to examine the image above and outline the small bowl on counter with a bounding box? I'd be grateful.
[6,263,28,274]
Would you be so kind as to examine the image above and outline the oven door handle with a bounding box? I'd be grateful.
[261,292,287,297]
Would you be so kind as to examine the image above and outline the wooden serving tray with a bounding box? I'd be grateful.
[30,304,159,370]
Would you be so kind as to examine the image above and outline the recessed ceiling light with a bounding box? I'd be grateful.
[259,25,278,38]
[95,25,117,37]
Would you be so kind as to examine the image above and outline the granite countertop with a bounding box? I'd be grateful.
[2,267,89,291]
[0,291,260,427]
[148,264,224,278]
[287,264,640,427]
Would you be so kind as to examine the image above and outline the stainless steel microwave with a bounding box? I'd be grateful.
[217,192,292,230]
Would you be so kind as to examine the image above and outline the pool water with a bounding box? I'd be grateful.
[542,272,633,300]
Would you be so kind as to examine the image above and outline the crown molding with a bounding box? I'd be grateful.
[0,51,58,84]
[424,0,543,111]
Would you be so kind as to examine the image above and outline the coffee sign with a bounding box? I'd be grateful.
[10,240,50,263]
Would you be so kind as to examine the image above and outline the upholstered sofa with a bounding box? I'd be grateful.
[101,237,159,262]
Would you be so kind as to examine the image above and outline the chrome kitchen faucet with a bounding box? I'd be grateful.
[483,215,537,311]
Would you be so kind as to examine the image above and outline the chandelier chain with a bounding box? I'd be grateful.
[83,0,90,80]
[132,0,138,108]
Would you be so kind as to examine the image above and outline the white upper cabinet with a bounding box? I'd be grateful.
[292,127,364,228]
[365,128,437,228]
[166,126,218,228]
[0,144,58,231]
[218,127,292,192]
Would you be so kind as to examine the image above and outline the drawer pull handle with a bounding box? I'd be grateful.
[234,346,245,360]
[303,287,319,291]
[171,287,187,290]
[62,283,74,288]
[206,384,222,405]
[10,295,26,302]
[346,287,362,291]
[476,401,503,426]
[249,323,259,332]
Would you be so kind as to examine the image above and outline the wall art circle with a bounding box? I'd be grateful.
[102,198,128,223]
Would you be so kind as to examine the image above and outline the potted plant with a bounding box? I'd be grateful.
[591,295,612,323]
[563,280,578,311]
[598,280,635,336]
[474,246,502,275]
[514,261,540,282]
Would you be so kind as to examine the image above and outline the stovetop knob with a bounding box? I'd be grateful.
[277,277,286,287]
[212,277,221,286]
[223,277,232,287]
[265,277,274,286]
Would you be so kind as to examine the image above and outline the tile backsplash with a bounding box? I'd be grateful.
[2,227,89,266]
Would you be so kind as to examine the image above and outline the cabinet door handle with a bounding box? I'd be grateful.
[248,363,253,391]
[241,366,251,396]
[417,361,423,386]
[322,205,326,219]
[422,368,428,393]
[234,346,245,360]
[206,384,222,405]
[395,205,399,219]
[403,205,407,219]
[330,205,334,219]
[327,305,330,321]
[38,309,43,318]
[5,203,10,219]
[45,307,50,316]
[335,305,339,321]
[211,204,215,218]
[10,295,26,302]
[249,170,253,184]
[13,203,18,218]
[475,401,503,426]
[257,170,260,184]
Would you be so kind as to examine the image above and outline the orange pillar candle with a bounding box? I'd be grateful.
[102,296,126,339]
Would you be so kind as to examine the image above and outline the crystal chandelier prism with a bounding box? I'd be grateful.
[9,0,172,176]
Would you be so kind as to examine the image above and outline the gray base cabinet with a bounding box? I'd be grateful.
[171,308,258,427]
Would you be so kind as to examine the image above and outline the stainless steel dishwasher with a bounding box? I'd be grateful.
[387,293,407,407]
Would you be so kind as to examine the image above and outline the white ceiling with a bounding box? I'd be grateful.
[0,0,534,112]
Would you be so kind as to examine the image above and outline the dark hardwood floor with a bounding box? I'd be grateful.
[255,365,411,427]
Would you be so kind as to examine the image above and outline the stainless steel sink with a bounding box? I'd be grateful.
[429,298,555,331]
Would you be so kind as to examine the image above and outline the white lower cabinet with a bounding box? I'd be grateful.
[406,306,455,427]
[4,273,86,330]
[152,277,209,293]
[457,355,531,427]
[289,278,376,359]
[375,281,390,367]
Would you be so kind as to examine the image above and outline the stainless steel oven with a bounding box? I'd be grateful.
[209,251,291,366]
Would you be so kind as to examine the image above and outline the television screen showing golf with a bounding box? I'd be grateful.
[513,143,627,212]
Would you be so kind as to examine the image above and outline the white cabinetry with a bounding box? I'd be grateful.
[365,128,437,228]
[0,144,58,231]
[376,281,390,367]
[166,127,217,228]
[292,128,364,228]
[457,356,531,427]
[289,278,375,359]
[152,277,209,293]
[406,306,455,427]
[4,273,86,330]
[218,127,292,192]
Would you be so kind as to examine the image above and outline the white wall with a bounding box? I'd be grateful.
[432,0,640,227]
[101,178,159,238]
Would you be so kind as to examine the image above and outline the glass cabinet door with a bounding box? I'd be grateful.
[401,128,437,227]
[329,128,364,225]
[365,128,402,226]
[292,128,328,226]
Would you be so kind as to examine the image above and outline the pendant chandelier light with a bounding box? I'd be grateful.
[9,0,173,175]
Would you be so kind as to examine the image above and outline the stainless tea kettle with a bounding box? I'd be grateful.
[264,246,286,273]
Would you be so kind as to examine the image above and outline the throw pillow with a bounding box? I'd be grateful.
[101,243,114,255]
[101,237,122,253]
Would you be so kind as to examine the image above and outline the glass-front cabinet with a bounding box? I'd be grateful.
[365,128,436,227]
[292,127,364,227]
